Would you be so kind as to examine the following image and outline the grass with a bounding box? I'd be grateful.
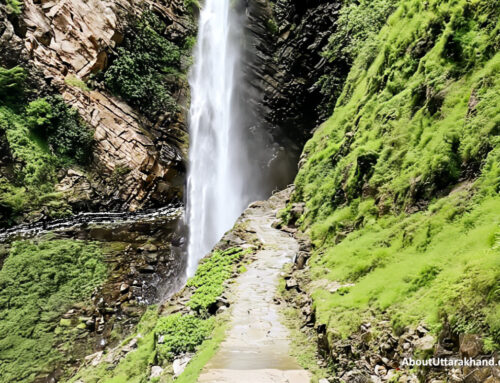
[0,239,106,382]
[175,314,230,383]
[64,75,90,91]
[288,0,500,346]
[187,247,248,314]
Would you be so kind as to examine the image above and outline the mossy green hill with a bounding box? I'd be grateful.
[289,0,500,345]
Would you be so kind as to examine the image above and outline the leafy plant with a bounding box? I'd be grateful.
[104,10,181,120]
[187,247,245,314]
[3,0,22,15]
[0,66,26,98]
[25,96,94,165]
[155,314,214,361]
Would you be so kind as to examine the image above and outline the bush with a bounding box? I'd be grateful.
[155,314,214,361]
[25,96,94,165]
[104,10,181,120]
[187,248,244,314]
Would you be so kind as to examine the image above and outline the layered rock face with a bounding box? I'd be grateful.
[1,0,194,212]
[243,0,342,160]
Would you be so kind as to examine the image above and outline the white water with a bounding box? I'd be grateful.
[186,0,250,277]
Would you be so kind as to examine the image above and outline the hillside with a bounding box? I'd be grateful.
[282,0,500,380]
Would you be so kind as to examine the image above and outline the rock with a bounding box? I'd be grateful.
[157,335,165,344]
[122,337,138,353]
[414,334,435,352]
[374,365,387,376]
[150,366,163,379]
[18,0,195,211]
[84,351,103,367]
[139,243,158,252]
[216,306,228,314]
[173,355,192,377]
[464,367,494,383]
[319,379,329,383]
[459,334,483,358]
[285,278,299,290]
[416,325,429,336]
[119,283,129,293]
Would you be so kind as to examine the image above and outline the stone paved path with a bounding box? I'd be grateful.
[198,190,311,383]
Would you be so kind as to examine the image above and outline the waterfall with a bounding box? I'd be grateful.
[186,0,250,277]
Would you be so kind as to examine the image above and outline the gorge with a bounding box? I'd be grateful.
[0,0,499,382]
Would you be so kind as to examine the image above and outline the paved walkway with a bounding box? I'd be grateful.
[198,191,311,383]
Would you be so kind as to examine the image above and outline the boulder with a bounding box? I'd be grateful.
[459,334,483,359]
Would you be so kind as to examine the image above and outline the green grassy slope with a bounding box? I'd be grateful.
[0,239,106,382]
[289,0,500,345]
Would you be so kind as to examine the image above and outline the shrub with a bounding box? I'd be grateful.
[155,314,214,361]
[187,247,244,314]
[104,10,181,120]
[25,96,94,165]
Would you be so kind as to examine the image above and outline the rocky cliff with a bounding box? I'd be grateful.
[243,0,342,167]
[0,0,195,222]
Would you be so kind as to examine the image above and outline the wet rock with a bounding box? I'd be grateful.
[139,265,155,274]
[139,243,158,252]
[119,283,129,294]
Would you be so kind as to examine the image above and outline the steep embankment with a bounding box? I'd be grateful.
[283,0,500,381]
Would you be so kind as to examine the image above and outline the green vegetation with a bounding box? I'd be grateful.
[187,247,246,314]
[0,239,106,382]
[26,96,94,165]
[155,314,215,362]
[291,0,500,345]
[0,66,93,225]
[317,0,398,115]
[184,0,200,13]
[104,10,181,120]
[0,66,26,97]
[175,315,229,383]
[277,264,331,383]
[2,0,22,15]
[64,75,90,92]
[69,247,249,382]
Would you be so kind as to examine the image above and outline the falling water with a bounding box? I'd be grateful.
[186,0,250,277]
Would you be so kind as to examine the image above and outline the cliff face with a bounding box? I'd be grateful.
[243,0,342,162]
[0,0,195,218]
